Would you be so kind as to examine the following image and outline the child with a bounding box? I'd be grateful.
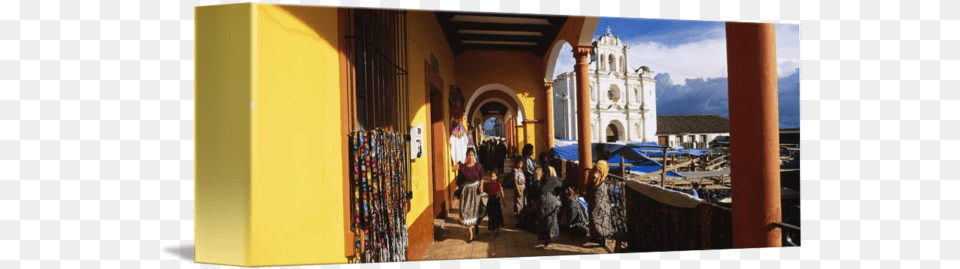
[483,171,506,236]
[511,159,526,222]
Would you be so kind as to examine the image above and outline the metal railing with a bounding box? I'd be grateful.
[772,222,801,247]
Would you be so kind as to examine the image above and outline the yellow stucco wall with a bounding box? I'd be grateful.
[405,10,458,228]
[196,6,587,266]
[250,4,345,266]
[456,50,548,155]
[195,4,252,266]
[195,3,346,266]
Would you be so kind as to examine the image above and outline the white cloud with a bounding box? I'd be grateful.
[776,24,800,77]
[626,38,728,86]
[778,58,800,77]
[776,24,800,58]
[552,23,800,84]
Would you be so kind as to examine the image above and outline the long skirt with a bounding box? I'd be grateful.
[514,184,525,216]
[564,194,590,233]
[537,193,560,241]
[486,195,504,230]
[517,204,539,232]
[459,181,482,227]
[588,184,614,240]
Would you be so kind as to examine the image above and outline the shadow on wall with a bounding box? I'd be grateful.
[165,244,195,261]
[271,5,337,48]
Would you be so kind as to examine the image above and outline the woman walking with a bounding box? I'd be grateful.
[586,145,613,245]
[457,148,484,243]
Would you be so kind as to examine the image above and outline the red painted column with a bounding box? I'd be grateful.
[545,81,556,150]
[573,45,593,192]
[726,22,782,248]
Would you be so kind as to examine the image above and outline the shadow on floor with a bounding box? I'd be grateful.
[165,244,195,261]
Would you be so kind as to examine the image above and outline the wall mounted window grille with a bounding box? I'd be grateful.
[345,8,412,263]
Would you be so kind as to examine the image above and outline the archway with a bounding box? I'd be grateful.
[465,84,527,123]
[606,123,620,142]
[605,120,625,143]
[483,117,505,138]
[471,98,514,125]
[545,39,575,81]
[465,84,529,155]
[478,101,509,139]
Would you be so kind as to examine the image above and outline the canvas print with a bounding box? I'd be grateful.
[194,3,800,266]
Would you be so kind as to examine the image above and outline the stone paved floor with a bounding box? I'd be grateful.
[421,158,617,261]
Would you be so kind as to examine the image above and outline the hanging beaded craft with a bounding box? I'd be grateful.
[349,129,410,263]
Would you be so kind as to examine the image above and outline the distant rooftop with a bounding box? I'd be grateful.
[656,115,730,135]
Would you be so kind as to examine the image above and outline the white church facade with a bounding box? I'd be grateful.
[553,28,658,143]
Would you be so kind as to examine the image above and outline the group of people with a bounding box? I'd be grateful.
[455,143,618,248]
[478,138,508,175]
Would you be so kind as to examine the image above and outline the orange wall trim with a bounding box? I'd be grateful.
[406,206,435,261]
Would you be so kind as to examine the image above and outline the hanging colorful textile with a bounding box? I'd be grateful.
[447,85,469,164]
[448,121,469,165]
[349,129,410,263]
[448,86,465,121]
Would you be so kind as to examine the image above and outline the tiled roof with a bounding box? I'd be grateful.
[656,115,730,135]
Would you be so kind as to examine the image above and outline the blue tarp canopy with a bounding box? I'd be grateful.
[553,143,582,162]
[627,143,708,158]
[553,143,684,178]
[609,147,684,178]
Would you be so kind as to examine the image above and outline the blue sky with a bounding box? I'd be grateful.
[553,18,800,128]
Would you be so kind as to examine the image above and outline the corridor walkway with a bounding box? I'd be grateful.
[421,158,616,260]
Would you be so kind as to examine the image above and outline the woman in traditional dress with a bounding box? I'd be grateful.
[538,152,557,179]
[536,169,563,247]
[586,145,613,245]
[458,148,484,243]
[561,184,590,238]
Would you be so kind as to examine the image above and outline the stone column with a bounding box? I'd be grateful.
[574,45,593,192]
[726,22,782,248]
[545,81,555,150]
